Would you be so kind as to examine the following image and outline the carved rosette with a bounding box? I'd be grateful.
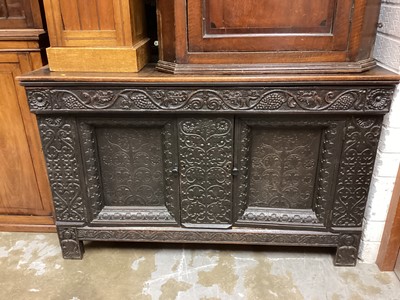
[332,117,382,227]
[38,118,86,222]
[366,89,393,110]
[27,87,393,113]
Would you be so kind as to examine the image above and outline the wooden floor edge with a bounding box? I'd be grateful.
[0,223,56,233]
[376,165,400,271]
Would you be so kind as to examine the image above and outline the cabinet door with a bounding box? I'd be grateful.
[79,117,180,226]
[188,0,352,52]
[234,117,345,229]
[178,117,234,228]
[0,56,52,220]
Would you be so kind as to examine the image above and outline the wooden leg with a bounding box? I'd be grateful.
[334,233,361,266]
[58,227,85,259]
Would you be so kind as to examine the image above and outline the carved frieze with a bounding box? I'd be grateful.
[27,88,393,113]
[77,228,340,246]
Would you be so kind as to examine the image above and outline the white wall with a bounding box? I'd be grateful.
[359,0,400,262]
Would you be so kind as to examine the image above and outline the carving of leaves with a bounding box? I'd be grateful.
[332,117,382,227]
[39,118,86,221]
[27,88,393,113]
[179,118,233,224]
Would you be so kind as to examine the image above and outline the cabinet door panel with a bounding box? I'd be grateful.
[96,127,166,207]
[178,117,234,228]
[234,117,345,229]
[188,0,352,52]
[0,0,36,29]
[0,63,43,213]
[79,118,180,226]
[248,127,321,209]
[206,0,335,34]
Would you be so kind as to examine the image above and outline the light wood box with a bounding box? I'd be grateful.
[44,0,150,72]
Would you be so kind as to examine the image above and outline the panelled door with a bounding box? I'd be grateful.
[187,0,353,52]
[177,117,234,228]
[234,117,345,229]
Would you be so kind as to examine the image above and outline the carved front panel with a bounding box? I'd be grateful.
[178,118,234,226]
[79,118,179,225]
[97,127,165,206]
[249,128,321,209]
[235,118,344,228]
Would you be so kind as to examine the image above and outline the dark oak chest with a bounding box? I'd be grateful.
[21,67,399,266]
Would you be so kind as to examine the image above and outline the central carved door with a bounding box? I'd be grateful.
[178,117,234,228]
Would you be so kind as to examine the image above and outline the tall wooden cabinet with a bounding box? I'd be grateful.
[0,0,54,232]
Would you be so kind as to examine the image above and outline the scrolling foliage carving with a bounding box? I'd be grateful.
[27,88,393,113]
[332,117,382,227]
[38,118,86,221]
[179,118,233,224]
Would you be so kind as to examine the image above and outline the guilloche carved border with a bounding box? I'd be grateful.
[27,87,394,113]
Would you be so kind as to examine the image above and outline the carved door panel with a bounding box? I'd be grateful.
[79,117,180,226]
[234,117,345,229]
[178,117,234,228]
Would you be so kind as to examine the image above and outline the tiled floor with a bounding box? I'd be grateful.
[0,232,399,300]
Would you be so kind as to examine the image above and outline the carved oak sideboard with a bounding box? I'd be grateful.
[20,66,399,266]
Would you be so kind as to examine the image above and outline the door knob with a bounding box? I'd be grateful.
[172,166,179,176]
